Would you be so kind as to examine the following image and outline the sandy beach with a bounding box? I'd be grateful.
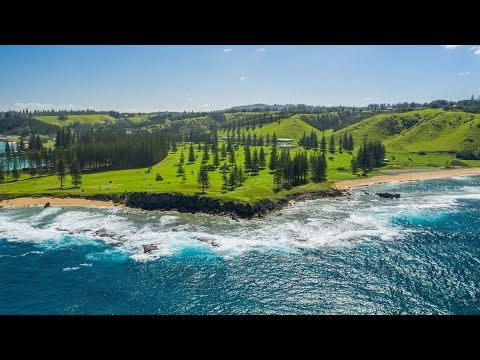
[334,167,480,190]
[0,197,123,208]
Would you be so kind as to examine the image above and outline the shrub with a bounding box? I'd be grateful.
[206,164,215,171]
[155,173,164,181]
[456,150,480,160]
[328,156,334,161]
[336,167,345,170]
[449,159,469,167]
[418,151,427,155]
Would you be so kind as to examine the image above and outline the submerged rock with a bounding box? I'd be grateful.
[142,244,158,253]
[376,192,401,199]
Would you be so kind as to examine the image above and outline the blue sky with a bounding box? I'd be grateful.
[0,45,478,112]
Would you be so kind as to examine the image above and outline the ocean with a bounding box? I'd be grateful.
[1,176,480,314]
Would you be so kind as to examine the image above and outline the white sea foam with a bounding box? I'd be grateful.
[63,267,80,271]
[1,175,479,260]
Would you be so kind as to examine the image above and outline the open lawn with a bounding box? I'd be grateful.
[34,115,116,127]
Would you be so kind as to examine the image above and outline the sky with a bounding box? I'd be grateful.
[0,45,478,113]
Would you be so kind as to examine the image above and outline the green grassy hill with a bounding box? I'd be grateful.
[220,115,332,142]
[335,109,480,153]
[34,115,116,127]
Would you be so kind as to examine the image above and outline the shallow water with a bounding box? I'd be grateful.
[1,176,480,314]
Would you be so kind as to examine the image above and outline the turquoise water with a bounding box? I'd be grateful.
[1,176,480,314]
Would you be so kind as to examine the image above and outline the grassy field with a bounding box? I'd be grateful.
[34,115,116,127]
[0,143,360,202]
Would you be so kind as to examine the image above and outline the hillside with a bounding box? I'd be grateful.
[335,109,480,153]
[220,115,332,142]
[34,114,116,127]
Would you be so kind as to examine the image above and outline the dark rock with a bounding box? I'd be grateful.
[376,192,401,199]
[124,189,346,219]
[44,202,50,208]
[142,244,158,253]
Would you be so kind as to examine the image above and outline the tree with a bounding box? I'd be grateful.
[228,147,235,164]
[338,136,343,153]
[213,148,220,167]
[329,134,335,154]
[57,149,67,189]
[221,142,227,159]
[251,148,259,174]
[244,145,252,171]
[259,147,266,168]
[172,142,178,153]
[188,144,196,163]
[0,162,4,183]
[272,132,277,146]
[177,163,185,176]
[350,156,359,174]
[269,145,278,171]
[274,167,282,190]
[221,162,229,193]
[228,164,237,189]
[197,164,210,194]
[12,154,20,181]
[310,152,327,182]
[342,133,348,151]
[236,165,245,186]
[179,150,185,164]
[348,134,354,151]
[202,144,210,162]
[70,155,82,188]
[356,135,373,175]
[320,133,327,153]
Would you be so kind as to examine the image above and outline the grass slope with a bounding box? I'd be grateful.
[220,115,332,143]
[34,115,116,127]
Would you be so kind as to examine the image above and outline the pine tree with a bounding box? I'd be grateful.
[259,147,266,168]
[228,164,237,188]
[197,163,210,194]
[28,151,36,178]
[229,147,235,164]
[222,162,229,193]
[244,145,252,171]
[236,165,245,186]
[329,134,335,154]
[274,167,282,190]
[342,133,349,151]
[197,143,202,151]
[57,149,67,189]
[172,142,178,153]
[272,132,277,146]
[12,154,20,181]
[269,145,278,171]
[350,156,359,174]
[221,142,227,159]
[70,155,82,188]
[348,134,354,151]
[320,133,327,153]
[266,134,270,145]
[0,162,5,183]
[188,144,196,163]
[251,148,259,174]
[179,150,185,164]
[177,163,185,176]
[202,144,210,163]
[338,136,343,153]
[213,148,220,167]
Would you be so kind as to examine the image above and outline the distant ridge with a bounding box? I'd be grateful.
[225,104,319,111]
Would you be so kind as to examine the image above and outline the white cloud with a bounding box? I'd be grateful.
[223,48,232,54]
[256,48,266,53]
[201,103,210,108]
[475,49,480,56]
[240,76,247,81]
[457,71,471,76]
[442,45,462,49]
[187,97,193,101]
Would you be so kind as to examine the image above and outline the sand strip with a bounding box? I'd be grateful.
[0,197,123,208]
[334,167,480,190]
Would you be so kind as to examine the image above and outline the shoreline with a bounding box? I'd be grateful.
[334,167,480,190]
[0,197,123,208]
[1,167,479,216]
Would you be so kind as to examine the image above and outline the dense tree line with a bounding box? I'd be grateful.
[350,136,386,175]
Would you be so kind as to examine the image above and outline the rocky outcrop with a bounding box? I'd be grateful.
[376,192,401,199]
[125,189,345,219]
[142,244,158,253]
[44,202,50,208]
